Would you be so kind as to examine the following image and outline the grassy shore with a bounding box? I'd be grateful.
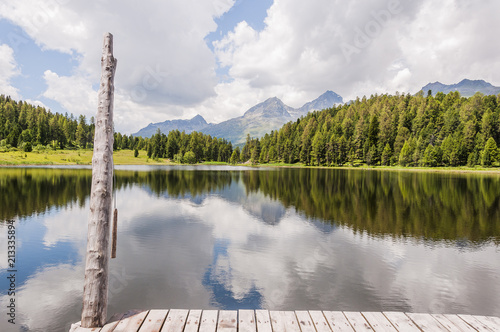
[0,149,172,165]
[1,149,499,174]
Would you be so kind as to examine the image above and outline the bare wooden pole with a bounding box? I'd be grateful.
[81,32,117,328]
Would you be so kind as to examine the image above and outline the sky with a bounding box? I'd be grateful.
[0,0,499,134]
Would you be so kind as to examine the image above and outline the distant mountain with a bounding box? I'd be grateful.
[243,96,295,119]
[202,92,343,145]
[421,79,500,97]
[133,91,343,144]
[201,97,294,145]
[297,90,343,115]
[133,114,211,138]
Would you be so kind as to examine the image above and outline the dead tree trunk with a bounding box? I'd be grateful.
[81,32,117,328]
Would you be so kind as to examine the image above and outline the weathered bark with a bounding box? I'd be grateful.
[81,32,117,328]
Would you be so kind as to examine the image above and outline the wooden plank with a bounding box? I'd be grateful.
[443,314,479,332]
[308,311,333,332]
[361,312,397,331]
[382,312,420,331]
[343,312,373,331]
[269,311,301,332]
[69,322,102,332]
[323,311,355,332]
[138,310,168,332]
[99,322,117,332]
[255,310,272,332]
[431,314,462,332]
[100,312,127,332]
[432,314,477,332]
[485,316,500,326]
[161,309,189,332]
[113,310,148,332]
[469,315,500,331]
[71,312,133,332]
[68,310,500,332]
[484,316,500,330]
[199,310,219,332]
[458,315,494,331]
[406,313,449,331]
[295,311,316,332]
[238,310,256,332]
[184,310,202,332]
[217,310,238,332]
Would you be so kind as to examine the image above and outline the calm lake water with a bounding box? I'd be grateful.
[1,166,499,332]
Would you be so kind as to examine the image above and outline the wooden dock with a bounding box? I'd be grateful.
[70,309,500,332]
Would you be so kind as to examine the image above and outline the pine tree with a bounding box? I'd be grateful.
[399,140,412,166]
[230,147,240,164]
[421,144,438,167]
[481,137,498,166]
[76,123,86,148]
[381,143,392,166]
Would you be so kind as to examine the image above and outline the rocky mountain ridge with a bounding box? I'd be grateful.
[421,79,500,97]
[133,90,344,144]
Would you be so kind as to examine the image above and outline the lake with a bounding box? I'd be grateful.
[0,166,499,332]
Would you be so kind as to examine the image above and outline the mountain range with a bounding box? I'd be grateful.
[133,114,211,139]
[133,79,500,144]
[421,79,500,97]
[133,90,343,144]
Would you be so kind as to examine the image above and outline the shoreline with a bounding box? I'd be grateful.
[1,149,499,174]
[257,163,500,174]
[1,161,499,175]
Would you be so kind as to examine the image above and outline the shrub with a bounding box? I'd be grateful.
[183,151,197,164]
[23,142,33,152]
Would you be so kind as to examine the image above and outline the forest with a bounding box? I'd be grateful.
[2,91,500,167]
[0,94,233,163]
[241,91,500,167]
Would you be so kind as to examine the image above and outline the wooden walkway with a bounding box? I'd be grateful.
[70,309,500,332]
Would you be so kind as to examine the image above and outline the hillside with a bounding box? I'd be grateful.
[241,91,500,168]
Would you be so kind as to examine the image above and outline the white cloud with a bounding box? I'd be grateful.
[2,0,500,134]
[0,44,21,99]
[24,99,49,109]
[42,69,185,133]
[396,0,500,89]
[213,0,500,105]
[43,70,96,117]
[0,0,236,133]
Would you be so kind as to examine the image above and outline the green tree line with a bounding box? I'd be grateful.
[0,94,233,163]
[0,95,97,151]
[242,91,500,167]
[145,128,233,163]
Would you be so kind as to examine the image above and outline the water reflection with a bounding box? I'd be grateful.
[0,166,499,332]
[0,167,92,221]
[241,169,500,242]
[2,167,499,241]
